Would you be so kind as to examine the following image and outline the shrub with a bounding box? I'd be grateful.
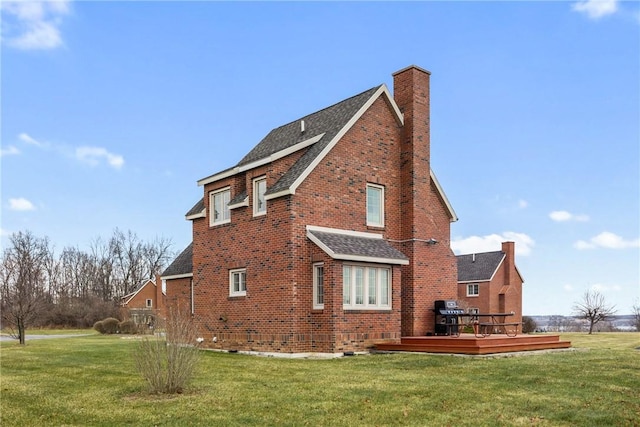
[133,306,201,394]
[101,317,120,334]
[522,316,538,333]
[119,319,138,334]
[93,321,105,334]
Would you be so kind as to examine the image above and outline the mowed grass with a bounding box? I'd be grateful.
[1,332,638,426]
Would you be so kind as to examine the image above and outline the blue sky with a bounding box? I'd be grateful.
[1,0,638,315]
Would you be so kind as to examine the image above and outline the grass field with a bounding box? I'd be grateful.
[1,332,638,426]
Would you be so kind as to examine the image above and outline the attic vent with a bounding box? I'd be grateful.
[472,253,476,262]
[301,120,305,133]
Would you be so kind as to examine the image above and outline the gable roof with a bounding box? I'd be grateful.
[162,243,193,279]
[307,225,409,265]
[456,251,505,282]
[192,82,456,222]
[121,278,160,306]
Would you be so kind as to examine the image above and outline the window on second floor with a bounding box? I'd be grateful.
[210,187,231,226]
[366,184,384,227]
[467,283,479,297]
[253,177,267,216]
[146,299,152,308]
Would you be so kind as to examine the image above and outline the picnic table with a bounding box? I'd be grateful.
[450,312,520,338]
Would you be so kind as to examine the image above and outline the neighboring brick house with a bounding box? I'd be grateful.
[164,65,462,354]
[121,275,166,327]
[456,241,524,326]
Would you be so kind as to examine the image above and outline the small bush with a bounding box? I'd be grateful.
[93,321,105,334]
[522,316,538,333]
[101,317,120,334]
[133,307,201,394]
[119,319,138,334]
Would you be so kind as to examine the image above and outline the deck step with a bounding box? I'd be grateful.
[375,334,571,355]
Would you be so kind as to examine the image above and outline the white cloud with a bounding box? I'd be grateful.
[574,231,640,250]
[451,232,535,257]
[75,146,125,169]
[0,145,20,156]
[563,284,574,292]
[572,0,618,19]
[9,197,36,211]
[549,210,590,222]
[1,0,71,50]
[518,199,528,209]
[19,132,47,148]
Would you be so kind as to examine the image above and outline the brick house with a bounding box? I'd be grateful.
[120,275,166,327]
[456,241,524,326]
[163,65,462,354]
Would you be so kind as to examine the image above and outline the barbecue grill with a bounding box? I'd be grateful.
[434,300,465,335]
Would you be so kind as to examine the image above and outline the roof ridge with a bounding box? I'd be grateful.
[270,85,383,131]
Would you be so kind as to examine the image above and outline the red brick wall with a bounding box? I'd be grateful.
[165,277,192,315]
[125,281,156,309]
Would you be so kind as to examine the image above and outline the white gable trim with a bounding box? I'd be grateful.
[430,170,458,222]
[122,279,155,306]
[186,209,206,220]
[306,225,384,239]
[283,85,403,197]
[228,197,249,210]
[161,273,193,281]
[197,133,326,187]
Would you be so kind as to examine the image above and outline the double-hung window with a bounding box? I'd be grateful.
[343,264,391,310]
[313,263,324,309]
[229,268,247,297]
[366,184,384,227]
[467,283,479,297]
[210,187,230,226]
[253,176,267,216]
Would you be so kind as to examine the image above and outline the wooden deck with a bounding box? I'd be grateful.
[374,333,571,355]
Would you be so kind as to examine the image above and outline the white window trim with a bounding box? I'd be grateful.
[229,268,247,297]
[146,299,152,308]
[467,283,479,297]
[253,176,267,217]
[366,183,385,227]
[313,262,324,309]
[210,187,231,226]
[343,263,391,310]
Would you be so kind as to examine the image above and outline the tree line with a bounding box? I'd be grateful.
[1,229,173,343]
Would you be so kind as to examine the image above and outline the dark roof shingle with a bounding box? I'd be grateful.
[162,243,193,277]
[308,229,408,265]
[456,251,505,282]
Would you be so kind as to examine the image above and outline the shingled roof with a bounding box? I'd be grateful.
[306,226,409,265]
[197,85,403,194]
[188,79,456,222]
[456,251,505,282]
[162,243,193,278]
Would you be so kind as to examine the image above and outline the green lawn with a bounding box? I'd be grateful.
[1,332,638,426]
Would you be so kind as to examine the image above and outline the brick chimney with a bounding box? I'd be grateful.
[393,66,457,336]
[502,241,515,286]
[393,65,431,241]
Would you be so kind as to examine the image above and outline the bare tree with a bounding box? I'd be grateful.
[632,300,640,332]
[572,290,617,334]
[0,231,52,344]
